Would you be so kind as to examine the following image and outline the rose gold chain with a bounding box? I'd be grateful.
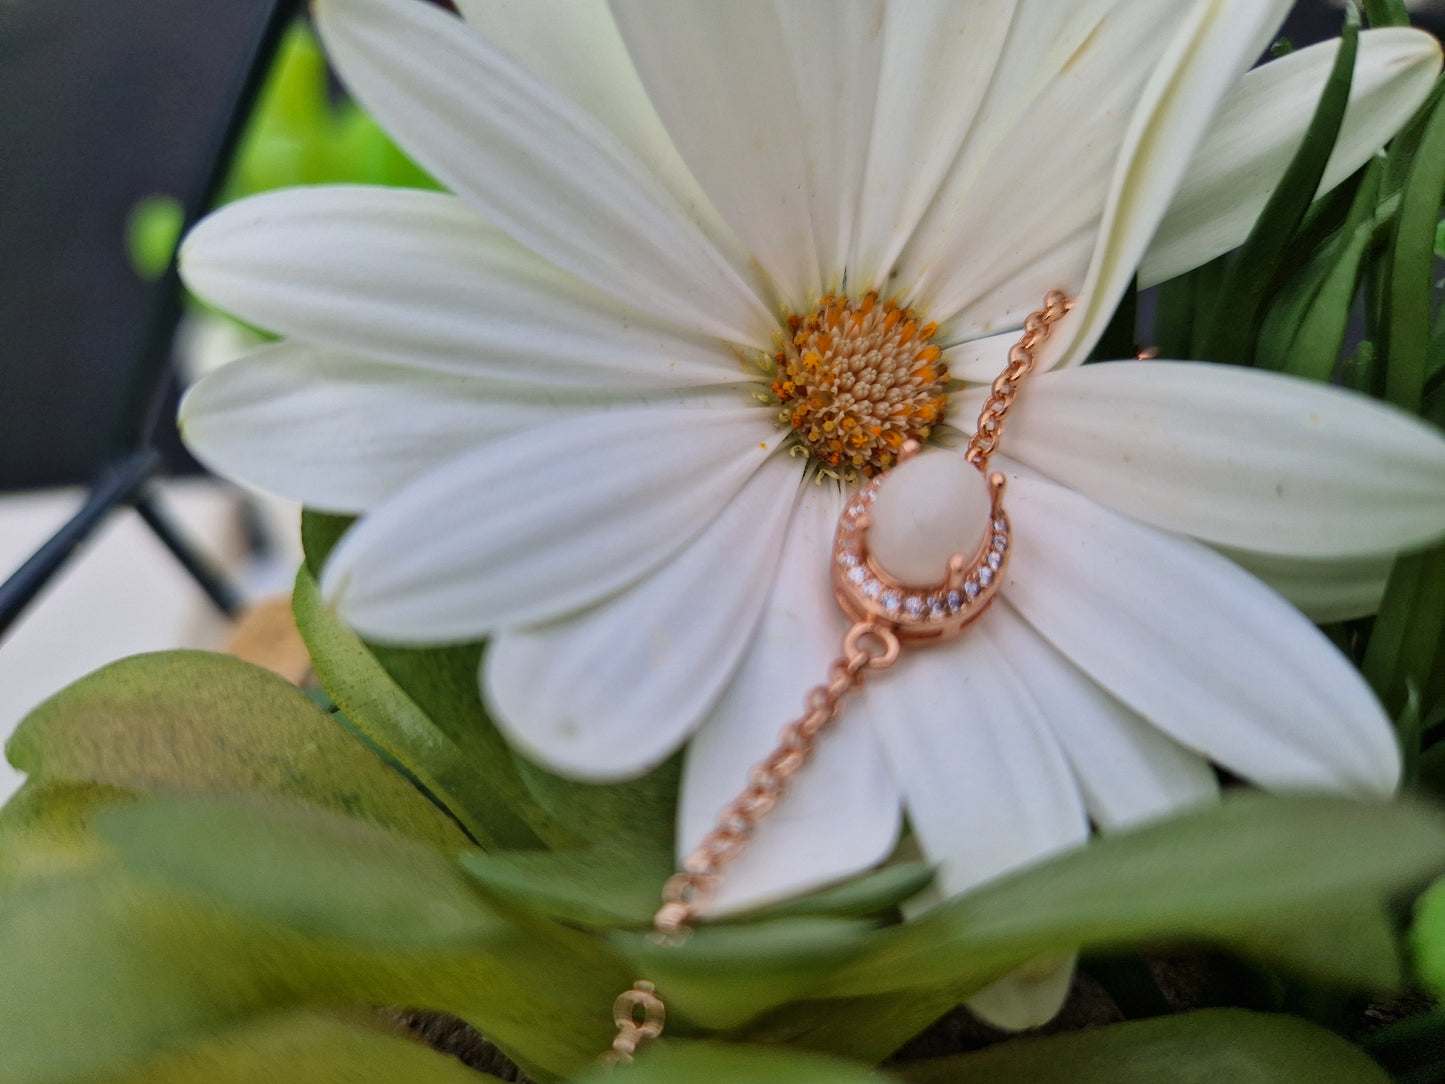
[653,621,901,936]
[600,292,1070,1068]
[964,290,1071,468]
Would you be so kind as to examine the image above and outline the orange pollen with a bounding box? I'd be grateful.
[772,293,949,476]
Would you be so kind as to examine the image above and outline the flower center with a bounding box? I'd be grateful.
[771,293,948,476]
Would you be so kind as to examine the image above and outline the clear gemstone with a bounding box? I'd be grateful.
[848,500,866,519]
[993,534,1007,552]
[847,565,868,584]
[839,550,859,568]
[946,589,964,613]
[987,550,1003,571]
[881,589,903,613]
[993,517,1007,533]
[862,578,883,599]
[929,596,949,619]
[904,595,925,618]
[978,565,995,587]
[964,578,980,600]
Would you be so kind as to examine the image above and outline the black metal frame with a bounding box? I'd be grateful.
[0,0,299,642]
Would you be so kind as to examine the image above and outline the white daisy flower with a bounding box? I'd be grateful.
[179,0,1445,1023]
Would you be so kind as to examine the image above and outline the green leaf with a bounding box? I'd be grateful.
[301,508,354,573]
[893,1009,1391,1083]
[744,861,935,923]
[1150,255,1229,360]
[97,795,501,945]
[460,844,674,929]
[299,509,674,859]
[737,985,970,1068]
[1279,166,1391,382]
[1362,543,1445,719]
[614,918,878,1030]
[822,795,1445,999]
[0,779,135,888]
[1087,278,1138,362]
[105,1012,506,1083]
[0,853,627,1084]
[1409,874,1445,996]
[292,567,551,849]
[1198,10,1359,365]
[1383,80,1445,411]
[465,851,930,933]
[580,1040,891,1084]
[124,195,183,280]
[3,651,467,852]
[508,748,679,860]
[1364,0,1411,29]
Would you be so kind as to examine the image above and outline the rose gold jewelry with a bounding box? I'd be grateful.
[599,290,1071,1068]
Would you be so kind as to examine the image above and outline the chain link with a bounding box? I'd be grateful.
[600,291,1070,1067]
[598,981,667,1069]
[654,621,900,935]
[964,290,1071,468]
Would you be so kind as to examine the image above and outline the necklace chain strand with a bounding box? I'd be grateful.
[599,291,1071,1069]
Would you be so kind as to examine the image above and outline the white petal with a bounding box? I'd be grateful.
[1221,546,1392,623]
[180,187,746,389]
[1046,0,1295,372]
[609,1,823,307]
[314,0,775,347]
[1142,28,1443,287]
[941,329,1017,385]
[864,622,1090,904]
[179,342,610,512]
[846,0,1018,291]
[450,0,755,280]
[997,361,1445,558]
[321,406,779,640]
[1000,468,1401,797]
[967,955,1078,1033]
[484,457,800,782]
[987,603,1220,832]
[774,1,885,292]
[679,483,903,914]
[894,0,1160,334]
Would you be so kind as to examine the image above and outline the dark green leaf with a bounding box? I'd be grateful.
[105,1012,505,1083]
[1087,278,1138,362]
[1362,544,1445,719]
[3,651,467,852]
[1383,82,1445,410]
[1341,338,1380,394]
[581,1040,890,1084]
[893,1009,1391,1083]
[1150,256,1227,359]
[300,508,354,574]
[1364,0,1411,29]
[1198,11,1359,364]
[738,986,970,1068]
[822,795,1445,999]
[1280,166,1390,382]
[292,567,550,849]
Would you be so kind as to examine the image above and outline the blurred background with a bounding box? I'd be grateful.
[1,0,1443,804]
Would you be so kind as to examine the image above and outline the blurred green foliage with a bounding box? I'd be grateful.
[126,21,437,281]
[12,4,1445,1082]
